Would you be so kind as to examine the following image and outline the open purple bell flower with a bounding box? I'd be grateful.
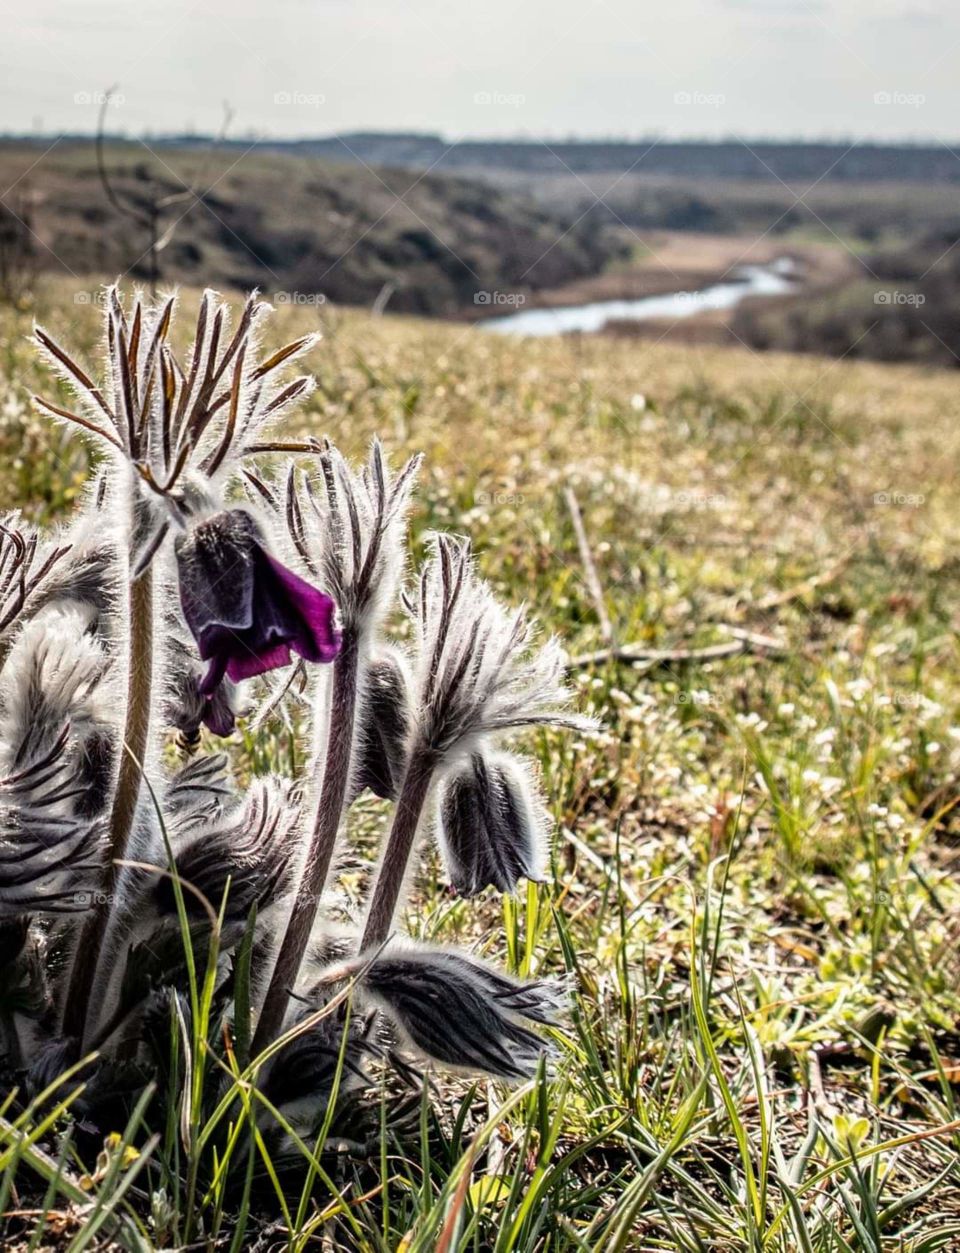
[175,509,341,700]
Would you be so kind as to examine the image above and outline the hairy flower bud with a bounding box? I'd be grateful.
[435,750,548,896]
[154,780,299,920]
[165,640,241,740]
[351,649,412,801]
[346,943,564,1080]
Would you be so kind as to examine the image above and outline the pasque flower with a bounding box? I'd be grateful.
[12,286,594,1138]
[175,508,341,702]
[360,534,596,952]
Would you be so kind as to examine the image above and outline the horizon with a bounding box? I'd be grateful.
[3,129,958,150]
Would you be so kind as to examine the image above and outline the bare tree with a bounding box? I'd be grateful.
[0,189,38,306]
[95,86,234,294]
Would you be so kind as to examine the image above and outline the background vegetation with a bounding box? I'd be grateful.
[6,134,960,366]
[1,283,959,1248]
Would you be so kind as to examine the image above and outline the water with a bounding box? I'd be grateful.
[482,257,796,338]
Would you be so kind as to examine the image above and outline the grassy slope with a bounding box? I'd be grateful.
[3,284,960,1248]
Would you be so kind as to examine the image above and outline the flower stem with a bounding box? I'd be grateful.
[62,563,154,1045]
[253,632,360,1052]
[359,753,435,952]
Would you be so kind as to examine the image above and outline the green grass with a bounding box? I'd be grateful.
[2,280,960,1248]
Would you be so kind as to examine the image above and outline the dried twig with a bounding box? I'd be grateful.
[748,556,850,614]
[567,625,787,670]
[564,487,615,645]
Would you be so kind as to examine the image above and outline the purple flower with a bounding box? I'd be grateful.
[175,510,340,698]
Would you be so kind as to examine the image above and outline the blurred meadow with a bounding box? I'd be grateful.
[2,279,960,1248]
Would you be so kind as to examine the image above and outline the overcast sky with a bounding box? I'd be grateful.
[2,0,957,142]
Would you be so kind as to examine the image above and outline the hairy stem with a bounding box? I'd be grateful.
[253,632,360,1052]
[359,753,435,952]
[62,563,154,1045]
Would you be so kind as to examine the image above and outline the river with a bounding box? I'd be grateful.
[482,257,796,337]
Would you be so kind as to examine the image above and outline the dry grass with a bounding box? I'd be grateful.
[2,283,960,1248]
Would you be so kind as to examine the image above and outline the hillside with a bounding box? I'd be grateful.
[0,141,625,313]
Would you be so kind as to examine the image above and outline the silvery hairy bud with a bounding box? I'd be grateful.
[435,750,548,896]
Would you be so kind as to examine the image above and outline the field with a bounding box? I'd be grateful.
[2,281,960,1249]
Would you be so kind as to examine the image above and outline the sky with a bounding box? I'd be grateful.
[2,0,957,142]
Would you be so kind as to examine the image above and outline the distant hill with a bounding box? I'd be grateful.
[0,141,626,313]
[10,134,960,184]
[250,135,960,185]
[733,228,960,367]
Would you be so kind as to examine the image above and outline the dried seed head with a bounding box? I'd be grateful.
[0,513,73,648]
[33,288,319,576]
[435,749,548,897]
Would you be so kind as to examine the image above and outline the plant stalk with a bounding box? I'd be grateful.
[62,563,154,1045]
[359,753,435,952]
[253,632,361,1052]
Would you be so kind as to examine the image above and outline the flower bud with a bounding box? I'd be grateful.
[435,750,548,896]
[351,649,411,801]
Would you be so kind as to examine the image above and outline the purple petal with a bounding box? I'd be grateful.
[262,554,341,663]
[199,651,229,697]
[202,691,237,737]
[226,641,292,684]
